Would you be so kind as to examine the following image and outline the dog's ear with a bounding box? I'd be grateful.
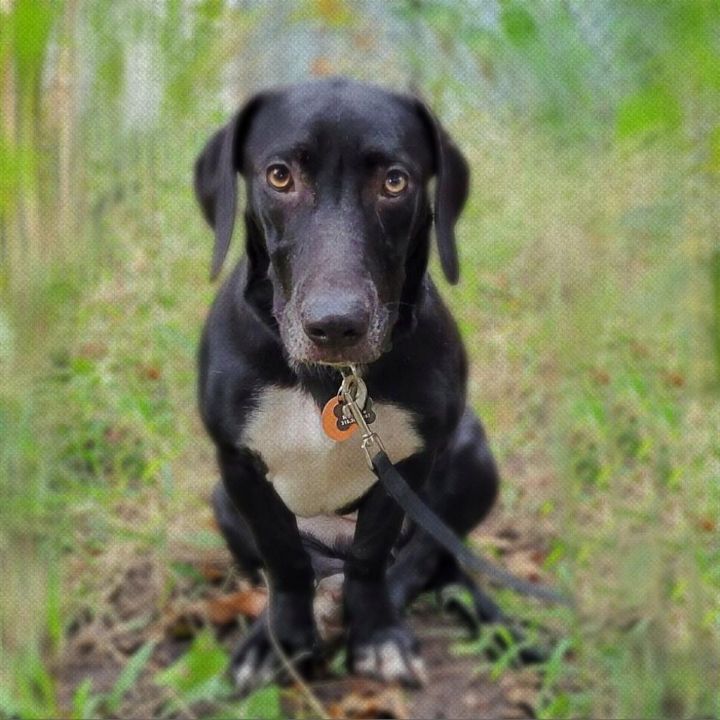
[194,94,265,280]
[415,101,470,285]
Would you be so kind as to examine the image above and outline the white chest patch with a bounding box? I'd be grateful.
[240,386,423,517]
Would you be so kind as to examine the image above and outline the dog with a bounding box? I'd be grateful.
[194,78,501,691]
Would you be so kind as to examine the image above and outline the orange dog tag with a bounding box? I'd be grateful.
[321,397,358,441]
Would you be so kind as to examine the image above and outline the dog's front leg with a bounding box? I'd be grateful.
[344,451,433,686]
[218,446,318,693]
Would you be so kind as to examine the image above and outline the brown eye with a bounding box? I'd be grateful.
[383,168,409,196]
[267,163,293,191]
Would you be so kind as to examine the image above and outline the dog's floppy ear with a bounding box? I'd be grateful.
[415,101,470,285]
[194,94,264,280]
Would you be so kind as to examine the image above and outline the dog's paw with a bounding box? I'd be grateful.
[230,614,318,696]
[231,639,280,695]
[349,625,427,687]
[439,582,547,664]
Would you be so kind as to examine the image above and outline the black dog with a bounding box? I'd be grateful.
[195,78,500,690]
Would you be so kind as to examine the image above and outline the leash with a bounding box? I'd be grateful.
[325,366,572,607]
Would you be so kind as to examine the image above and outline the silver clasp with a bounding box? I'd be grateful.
[339,366,385,469]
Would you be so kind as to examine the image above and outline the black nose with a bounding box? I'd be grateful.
[302,296,370,349]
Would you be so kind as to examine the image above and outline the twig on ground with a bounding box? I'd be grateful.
[259,570,330,720]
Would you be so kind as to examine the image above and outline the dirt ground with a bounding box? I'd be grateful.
[54,498,557,720]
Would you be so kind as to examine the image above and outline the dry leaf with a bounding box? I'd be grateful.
[205,588,267,625]
[142,365,161,380]
[591,368,610,385]
[328,684,408,720]
[198,562,226,582]
[662,371,685,388]
[698,516,716,533]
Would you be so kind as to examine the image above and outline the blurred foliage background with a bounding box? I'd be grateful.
[0,1,719,718]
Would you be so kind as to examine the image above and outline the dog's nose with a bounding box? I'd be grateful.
[302,297,370,348]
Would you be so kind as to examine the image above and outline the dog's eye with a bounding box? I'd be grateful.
[383,169,409,196]
[267,164,293,191]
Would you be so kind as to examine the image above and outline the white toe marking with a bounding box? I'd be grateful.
[233,648,257,690]
[354,647,378,676]
[377,641,407,681]
[410,654,429,686]
[258,655,278,686]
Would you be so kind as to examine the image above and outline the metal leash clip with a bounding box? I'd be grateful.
[339,366,385,469]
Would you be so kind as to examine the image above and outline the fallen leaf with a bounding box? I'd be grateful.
[328,684,408,720]
[591,368,610,385]
[142,365,161,380]
[205,588,267,625]
[198,562,226,582]
[162,589,267,638]
[698,516,716,533]
[662,371,685,388]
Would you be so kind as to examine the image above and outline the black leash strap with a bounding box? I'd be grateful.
[370,449,573,607]
[336,365,572,607]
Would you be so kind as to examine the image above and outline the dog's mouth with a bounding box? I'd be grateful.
[282,328,388,368]
[277,300,392,370]
[293,344,383,368]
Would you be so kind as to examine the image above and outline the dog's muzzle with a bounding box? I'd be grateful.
[278,290,390,367]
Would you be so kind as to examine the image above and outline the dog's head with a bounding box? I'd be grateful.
[194,78,469,367]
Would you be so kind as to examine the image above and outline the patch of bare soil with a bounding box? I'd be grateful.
[55,502,555,720]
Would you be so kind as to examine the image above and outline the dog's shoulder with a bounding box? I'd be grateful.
[198,260,291,445]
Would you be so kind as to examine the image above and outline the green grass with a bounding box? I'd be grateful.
[2,2,720,718]
[3,113,718,718]
[442,123,720,718]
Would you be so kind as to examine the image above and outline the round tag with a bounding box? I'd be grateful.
[321,397,358,442]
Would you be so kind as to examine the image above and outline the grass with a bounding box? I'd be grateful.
[444,121,720,717]
[2,20,720,718]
